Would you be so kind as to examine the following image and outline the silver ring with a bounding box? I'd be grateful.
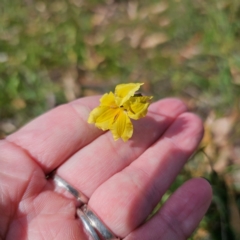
[52,174,89,206]
[77,208,100,240]
[81,205,120,240]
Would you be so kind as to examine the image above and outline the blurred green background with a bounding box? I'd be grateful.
[1,0,240,239]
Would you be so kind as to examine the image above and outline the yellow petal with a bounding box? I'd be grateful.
[88,106,120,131]
[110,110,133,142]
[100,92,117,107]
[115,83,143,106]
[125,96,153,120]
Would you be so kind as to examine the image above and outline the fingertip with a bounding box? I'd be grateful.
[149,98,188,118]
[164,112,204,152]
[191,177,213,204]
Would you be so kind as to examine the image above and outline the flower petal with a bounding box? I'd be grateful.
[88,106,120,131]
[115,83,143,106]
[110,110,133,142]
[100,92,117,107]
[125,96,153,120]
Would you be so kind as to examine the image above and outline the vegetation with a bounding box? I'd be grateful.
[1,0,240,239]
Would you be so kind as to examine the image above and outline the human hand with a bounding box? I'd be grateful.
[0,97,212,240]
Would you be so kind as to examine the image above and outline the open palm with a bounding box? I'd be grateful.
[0,97,212,240]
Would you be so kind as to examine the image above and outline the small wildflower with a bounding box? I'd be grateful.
[88,83,152,142]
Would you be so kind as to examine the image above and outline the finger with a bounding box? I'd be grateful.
[6,97,103,173]
[89,112,204,237]
[6,185,88,240]
[0,140,44,238]
[55,98,187,197]
[0,141,88,240]
[125,178,212,240]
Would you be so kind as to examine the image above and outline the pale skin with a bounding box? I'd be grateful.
[0,96,212,240]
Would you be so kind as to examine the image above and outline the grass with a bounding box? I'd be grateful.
[1,0,240,239]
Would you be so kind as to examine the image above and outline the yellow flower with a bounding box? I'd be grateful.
[88,83,152,142]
